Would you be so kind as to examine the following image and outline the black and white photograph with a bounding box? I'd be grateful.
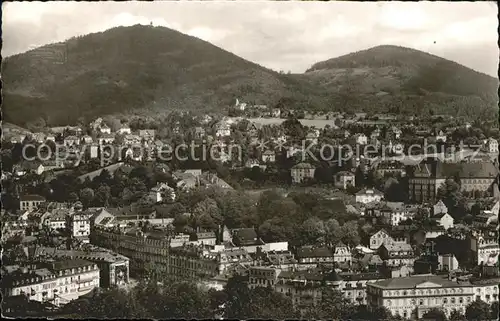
[1,0,499,319]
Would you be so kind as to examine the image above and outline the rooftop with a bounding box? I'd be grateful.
[370,274,471,289]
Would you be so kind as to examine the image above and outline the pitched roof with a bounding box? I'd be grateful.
[296,246,333,258]
[371,274,471,289]
[439,161,498,179]
[292,162,315,169]
[231,228,261,246]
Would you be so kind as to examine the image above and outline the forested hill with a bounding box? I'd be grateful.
[2,26,498,127]
[303,45,498,117]
[2,24,323,126]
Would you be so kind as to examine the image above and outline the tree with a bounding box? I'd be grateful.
[193,198,222,229]
[300,216,326,246]
[340,220,360,247]
[465,300,490,321]
[449,309,467,321]
[79,188,95,209]
[222,276,297,319]
[135,280,215,319]
[437,179,466,219]
[323,218,343,261]
[95,185,111,207]
[422,308,447,321]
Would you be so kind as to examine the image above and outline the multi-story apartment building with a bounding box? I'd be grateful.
[35,246,129,288]
[409,158,499,203]
[1,259,100,307]
[67,212,91,243]
[367,274,499,319]
[296,244,352,268]
[378,243,415,267]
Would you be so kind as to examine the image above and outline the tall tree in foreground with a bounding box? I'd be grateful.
[465,299,490,321]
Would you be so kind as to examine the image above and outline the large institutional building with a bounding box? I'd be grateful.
[408,158,499,203]
[1,259,100,307]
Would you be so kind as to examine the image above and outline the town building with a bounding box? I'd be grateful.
[290,163,316,184]
[367,274,499,319]
[81,135,93,144]
[43,209,69,231]
[97,133,115,145]
[90,226,246,280]
[435,130,447,143]
[470,234,500,266]
[148,182,176,203]
[354,134,368,145]
[117,124,131,135]
[296,244,352,267]
[378,243,415,267]
[261,150,276,163]
[99,124,111,134]
[63,136,80,146]
[14,162,45,176]
[486,138,499,154]
[138,129,156,142]
[433,200,448,216]
[214,121,231,137]
[430,213,455,230]
[334,171,355,190]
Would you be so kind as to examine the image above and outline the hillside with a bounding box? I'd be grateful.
[304,45,498,117]
[2,24,325,126]
[2,30,498,126]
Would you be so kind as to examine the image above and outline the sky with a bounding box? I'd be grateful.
[2,1,498,76]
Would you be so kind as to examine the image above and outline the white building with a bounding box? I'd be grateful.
[356,188,384,204]
[20,195,46,212]
[117,125,131,135]
[431,213,454,230]
[64,136,80,146]
[2,259,100,307]
[435,130,447,143]
[99,124,111,134]
[367,274,481,319]
[355,134,368,145]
